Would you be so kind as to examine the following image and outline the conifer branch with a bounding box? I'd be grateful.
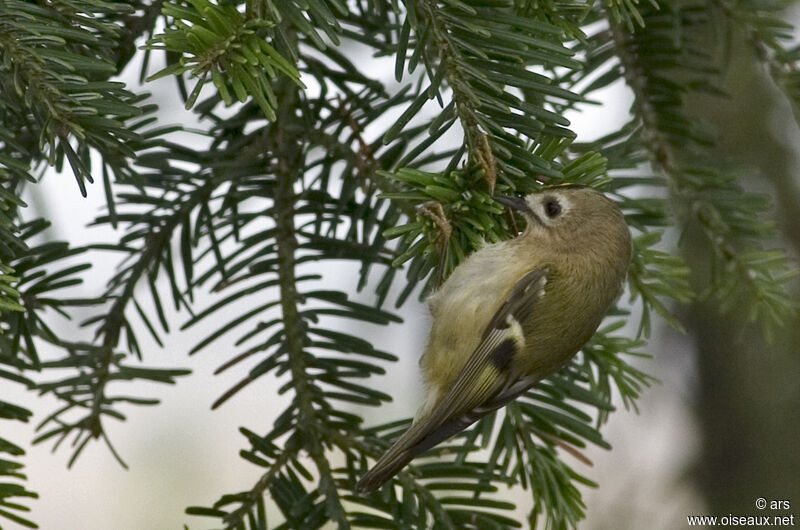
[416,0,497,191]
[220,447,295,529]
[33,179,215,458]
[608,6,796,335]
[272,79,349,528]
[116,0,166,72]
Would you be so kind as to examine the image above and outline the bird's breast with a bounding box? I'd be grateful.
[421,241,528,393]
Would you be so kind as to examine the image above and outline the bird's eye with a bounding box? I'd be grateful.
[543,198,562,218]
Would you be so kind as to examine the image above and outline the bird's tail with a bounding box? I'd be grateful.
[357,420,429,493]
[356,446,414,493]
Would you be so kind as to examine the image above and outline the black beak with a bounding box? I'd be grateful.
[495,196,528,212]
[496,195,542,225]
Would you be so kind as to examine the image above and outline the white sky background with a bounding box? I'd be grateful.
[1,23,717,530]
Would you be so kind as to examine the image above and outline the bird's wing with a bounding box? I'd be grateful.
[357,266,549,492]
[409,266,550,453]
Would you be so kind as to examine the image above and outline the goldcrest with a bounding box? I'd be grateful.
[358,185,632,492]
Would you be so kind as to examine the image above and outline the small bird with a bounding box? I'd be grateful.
[357,185,632,493]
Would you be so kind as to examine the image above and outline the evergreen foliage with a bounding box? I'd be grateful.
[0,0,797,528]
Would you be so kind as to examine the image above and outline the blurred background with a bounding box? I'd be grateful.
[3,14,800,530]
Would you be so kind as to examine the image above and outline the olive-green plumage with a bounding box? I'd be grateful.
[358,185,632,493]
